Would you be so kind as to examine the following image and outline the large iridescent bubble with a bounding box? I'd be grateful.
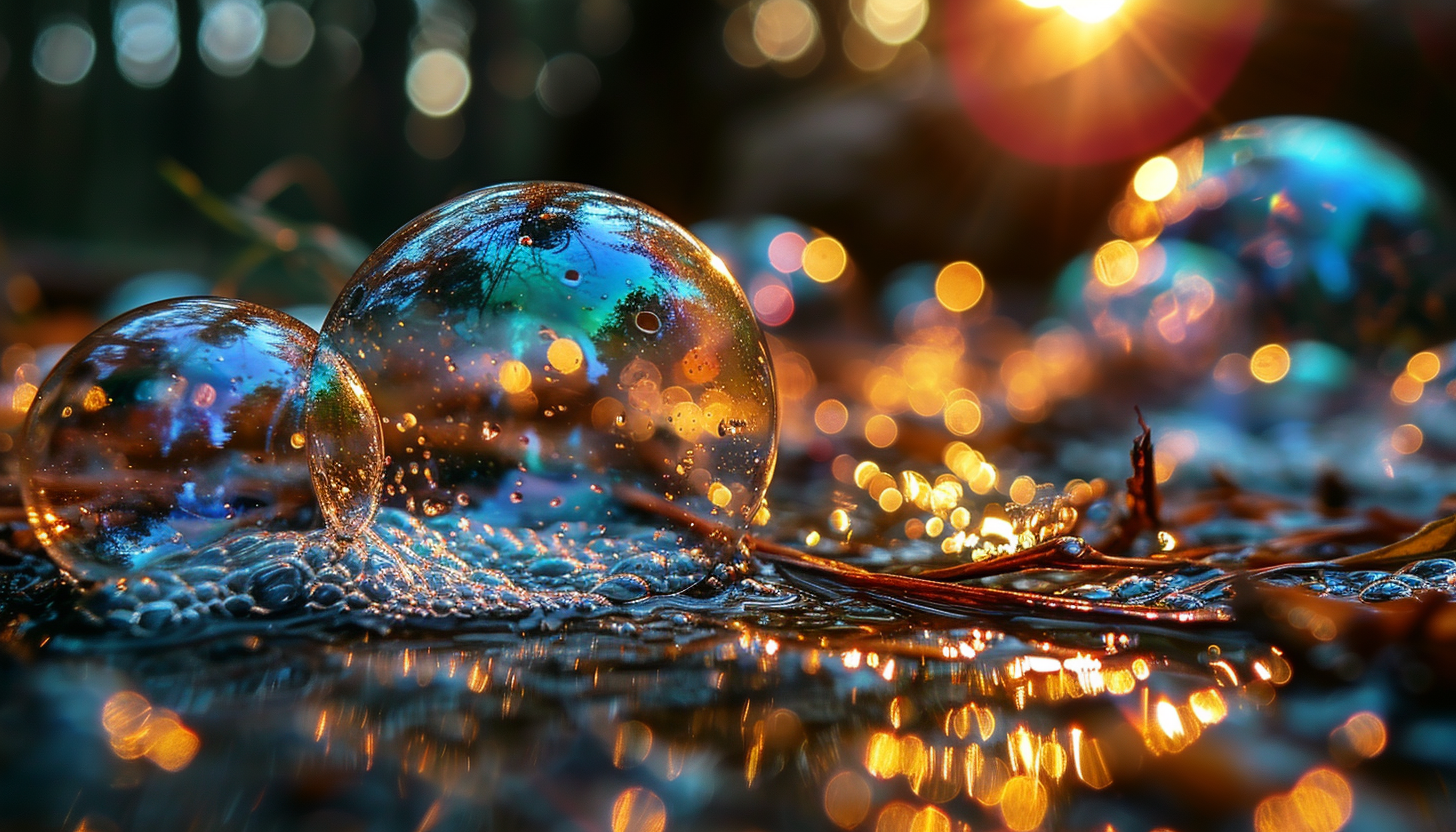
[20,298,381,580]
[1055,116,1456,400]
[310,182,779,532]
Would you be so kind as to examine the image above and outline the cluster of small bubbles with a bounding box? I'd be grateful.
[20,298,377,580]
[73,508,729,637]
[309,182,779,536]
[1063,557,1456,611]
[1053,116,1456,425]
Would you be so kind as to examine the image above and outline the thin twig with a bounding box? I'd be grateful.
[614,486,1232,625]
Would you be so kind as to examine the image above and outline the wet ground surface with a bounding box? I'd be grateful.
[4,463,1456,832]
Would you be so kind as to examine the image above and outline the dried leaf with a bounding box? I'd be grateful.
[1335,513,1456,568]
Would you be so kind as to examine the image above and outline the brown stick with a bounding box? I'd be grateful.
[614,485,1232,625]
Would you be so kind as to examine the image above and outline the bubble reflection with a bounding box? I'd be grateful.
[20,299,374,579]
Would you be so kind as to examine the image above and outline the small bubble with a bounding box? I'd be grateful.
[481,423,501,440]
[510,492,524,503]
[519,235,533,246]
[549,497,563,508]
[290,432,306,449]
[718,418,747,437]
[562,269,581,286]
[422,499,450,517]
[635,311,661,334]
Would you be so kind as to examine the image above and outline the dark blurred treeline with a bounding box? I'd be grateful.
[0,0,1454,315]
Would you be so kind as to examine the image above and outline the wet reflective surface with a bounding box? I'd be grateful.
[4,578,1452,832]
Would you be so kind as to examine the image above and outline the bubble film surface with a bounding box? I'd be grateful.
[20,298,378,580]
[1056,116,1456,386]
[311,182,778,532]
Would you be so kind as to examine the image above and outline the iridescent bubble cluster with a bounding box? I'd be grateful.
[1054,116,1456,409]
[21,183,780,601]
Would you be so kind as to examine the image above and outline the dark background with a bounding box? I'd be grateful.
[0,0,1454,321]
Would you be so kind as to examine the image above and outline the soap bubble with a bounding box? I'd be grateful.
[21,298,381,580]
[311,182,778,532]
[1056,116,1456,402]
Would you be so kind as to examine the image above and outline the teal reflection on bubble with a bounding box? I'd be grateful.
[311,183,778,532]
[1057,117,1456,418]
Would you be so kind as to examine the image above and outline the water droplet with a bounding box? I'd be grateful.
[311,182,779,531]
[21,299,379,579]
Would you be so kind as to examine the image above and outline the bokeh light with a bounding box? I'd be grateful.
[753,0,820,63]
[199,0,266,77]
[823,770,872,829]
[406,48,472,117]
[1133,156,1180,202]
[1249,344,1290,384]
[578,0,634,57]
[536,53,601,116]
[852,0,929,46]
[32,18,96,86]
[934,261,985,312]
[114,1,181,88]
[262,2,315,68]
[802,236,848,283]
